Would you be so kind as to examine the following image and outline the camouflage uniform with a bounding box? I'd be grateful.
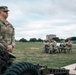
[0,6,15,49]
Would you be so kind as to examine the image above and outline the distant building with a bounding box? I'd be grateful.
[46,34,56,40]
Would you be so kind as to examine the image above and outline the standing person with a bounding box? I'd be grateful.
[0,6,15,53]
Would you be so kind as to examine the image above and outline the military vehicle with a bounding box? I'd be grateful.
[0,46,70,75]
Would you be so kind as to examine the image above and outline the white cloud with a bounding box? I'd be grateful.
[0,0,76,40]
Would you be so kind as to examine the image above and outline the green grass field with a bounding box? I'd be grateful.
[13,42,76,68]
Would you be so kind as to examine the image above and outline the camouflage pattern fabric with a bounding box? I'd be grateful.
[0,19,15,49]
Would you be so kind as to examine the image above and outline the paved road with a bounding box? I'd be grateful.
[63,63,76,74]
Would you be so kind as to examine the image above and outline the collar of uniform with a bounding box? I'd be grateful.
[0,19,5,24]
[5,22,9,25]
[0,19,8,25]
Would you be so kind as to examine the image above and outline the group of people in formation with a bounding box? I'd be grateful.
[43,39,72,54]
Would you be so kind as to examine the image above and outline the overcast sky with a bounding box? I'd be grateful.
[0,0,76,40]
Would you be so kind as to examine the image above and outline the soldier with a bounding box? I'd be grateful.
[66,40,72,53]
[0,6,15,53]
[43,40,50,53]
[49,40,57,54]
[60,40,67,53]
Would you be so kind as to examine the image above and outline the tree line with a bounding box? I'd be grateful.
[16,37,76,43]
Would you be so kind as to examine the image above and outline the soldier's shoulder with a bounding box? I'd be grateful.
[8,22,14,29]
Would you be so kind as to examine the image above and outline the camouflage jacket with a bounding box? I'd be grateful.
[0,19,15,48]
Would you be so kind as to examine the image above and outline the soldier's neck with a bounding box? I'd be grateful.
[0,16,7,23]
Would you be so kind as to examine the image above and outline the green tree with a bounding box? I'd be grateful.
[65,37,76,41]
[71,37,76,41]
[29,38,37,42]
[19,38,28,42]
[37,38,43,42]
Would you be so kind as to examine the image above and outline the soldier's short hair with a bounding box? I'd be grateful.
[0,6,9,12]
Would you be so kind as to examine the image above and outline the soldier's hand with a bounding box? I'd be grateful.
[7,45,13,52]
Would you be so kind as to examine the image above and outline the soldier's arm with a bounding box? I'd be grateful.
[11,28,15,48]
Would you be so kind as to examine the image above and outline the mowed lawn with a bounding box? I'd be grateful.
[13,42,76,68]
